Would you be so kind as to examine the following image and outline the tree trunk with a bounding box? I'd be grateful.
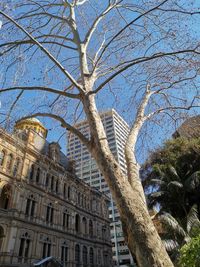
[82,94,174,267]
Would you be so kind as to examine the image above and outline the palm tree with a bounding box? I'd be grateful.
[141,137,200,220]
[157,205,200,262]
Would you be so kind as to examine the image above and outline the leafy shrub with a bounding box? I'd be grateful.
[179,234,200,267]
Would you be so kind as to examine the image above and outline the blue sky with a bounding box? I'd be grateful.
[0,0,200,162]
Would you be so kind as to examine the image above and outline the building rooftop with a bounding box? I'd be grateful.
[173,115,200,139]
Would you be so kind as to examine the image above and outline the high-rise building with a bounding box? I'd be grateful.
[67,109,135,267]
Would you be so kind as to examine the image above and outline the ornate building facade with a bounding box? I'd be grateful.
[0,118,112,267]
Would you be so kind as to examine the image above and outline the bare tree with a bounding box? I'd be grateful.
[1,0,200,266]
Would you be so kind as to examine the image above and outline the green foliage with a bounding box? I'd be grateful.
[142,137,200,220]
[156,205,200,265]
[179,235,200,267]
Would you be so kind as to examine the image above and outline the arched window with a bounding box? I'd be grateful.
[13,158,21,176]
[75,244,80,267]
[89,248,94,266]
[0,150,5,166]
[82,217,87,235]
[36,168,40,183]
[6,154,13,171]
[42,237,51,258]
[29,165,34,180]
[61,241,68,264]
[83,246,88,267]
[75,214,80,233]
[0,185,11,209]
[89,220,93,237]
[18,232,30,263]
[0,226,4,252]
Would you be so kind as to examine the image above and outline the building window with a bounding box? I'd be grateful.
[83,196,86,208]
[82,217,87,235]
[29,165,34,180]
[36,168,40,183]
[18,232,30,263]
[0,227,4,252]
[42,238,51,258]
[83,246,88,267]
[25,195,36,217]
[89,248,94,266]
[6,154,13,171]
[55,179,59,193]
[75,244,80,267]
[46,203,54,223]
[78,192,80,205]
[0,150,5,166]
[63,210,69,228]
[51,176,54,191]
[13,158,21,176]
[68,186,71,199]
[61,242,68,264]
[102,226,106,240]
[63,183,67,198]
[97,249,101,265]
[75,214,80,233]
[0,185,11,209]
[89,220,93,237]
[104,253,109,266]
[45,174,49,187]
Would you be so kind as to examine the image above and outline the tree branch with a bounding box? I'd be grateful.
[0,39,77,51]
[146,100,200,120]
[0,86,80,99]
[126,84,153,153]
[92,48,200,94]
[95,0,170,67]
[124,85,153,198]
[20,113,91,148]
[84,1,121,49]
[0,10,82,91]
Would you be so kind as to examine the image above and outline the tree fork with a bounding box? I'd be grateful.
[82,94,174,267]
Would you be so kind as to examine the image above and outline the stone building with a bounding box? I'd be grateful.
[0,118,112,267]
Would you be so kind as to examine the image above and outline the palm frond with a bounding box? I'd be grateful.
[162,239,179,252]
[159,213,186,238]
[149,179,165,186]
[149,191,166,199]
[185,171,200,192]
[167,181,183,190]
[187,205,200,234]
[167,165,180,181]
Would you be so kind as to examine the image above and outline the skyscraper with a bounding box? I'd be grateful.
[67,109,135,266]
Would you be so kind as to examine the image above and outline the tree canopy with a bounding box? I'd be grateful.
[142,137,200,220]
